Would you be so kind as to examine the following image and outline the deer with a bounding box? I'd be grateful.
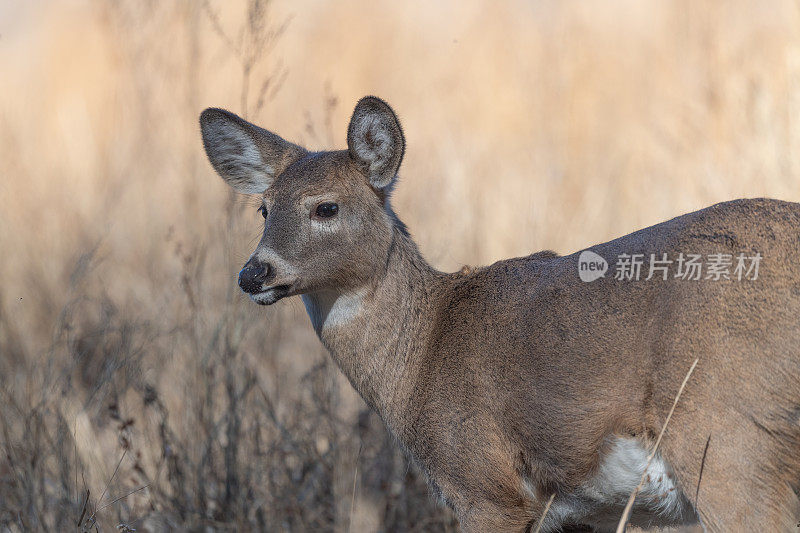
[200,96,800,532]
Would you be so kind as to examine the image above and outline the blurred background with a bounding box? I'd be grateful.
[1,0,799,530]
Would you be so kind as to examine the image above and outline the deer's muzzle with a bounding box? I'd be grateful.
[238,258,271,294]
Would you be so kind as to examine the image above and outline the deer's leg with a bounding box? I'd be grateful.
[456,499,535,533]
[663,422,800,532]
[444,466,540,533]
[692,472,800,532]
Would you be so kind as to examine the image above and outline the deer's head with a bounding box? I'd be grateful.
[200,97,406,305]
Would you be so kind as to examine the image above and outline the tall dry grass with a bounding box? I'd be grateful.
[1,0,799,530]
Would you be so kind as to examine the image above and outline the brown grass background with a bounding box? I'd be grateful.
[1,0,799,531]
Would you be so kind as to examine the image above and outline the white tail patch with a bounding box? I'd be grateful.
[532,437,698,532]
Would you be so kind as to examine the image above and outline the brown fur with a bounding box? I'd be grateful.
[201,97,800,532]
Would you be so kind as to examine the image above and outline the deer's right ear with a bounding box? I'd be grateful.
[200,108,305,194]
[347,96,405,189]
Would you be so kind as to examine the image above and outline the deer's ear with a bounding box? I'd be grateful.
[200,108,305,194]
[347,96,405,189]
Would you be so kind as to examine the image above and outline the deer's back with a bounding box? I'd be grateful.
[411,198,800,495]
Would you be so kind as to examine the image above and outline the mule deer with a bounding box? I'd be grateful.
[200,97,800,532]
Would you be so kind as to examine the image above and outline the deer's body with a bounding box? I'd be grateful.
[201,98,800,532]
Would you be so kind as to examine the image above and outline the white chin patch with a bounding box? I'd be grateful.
[250,289,283,305]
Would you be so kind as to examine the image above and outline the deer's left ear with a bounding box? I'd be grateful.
[347,96,405,189]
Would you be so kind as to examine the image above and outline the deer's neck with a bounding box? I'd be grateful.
[301,229,442,430]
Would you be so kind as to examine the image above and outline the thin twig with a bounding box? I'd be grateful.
[76,488,90,527]
[98,448,127,503]
[694,434,711,511]
[615,358,699,533]
[347,442,363,533]
[95,483,151,513]
[73,417,79,513]
[201,0,239,56]
[532,493,556,533]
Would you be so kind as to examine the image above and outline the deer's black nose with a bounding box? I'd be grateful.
[238,258,270,294]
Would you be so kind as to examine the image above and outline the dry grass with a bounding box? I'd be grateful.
[1,0,799,530]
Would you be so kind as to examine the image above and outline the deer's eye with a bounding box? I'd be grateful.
[315,202,339,219]
[258,205,267,219]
